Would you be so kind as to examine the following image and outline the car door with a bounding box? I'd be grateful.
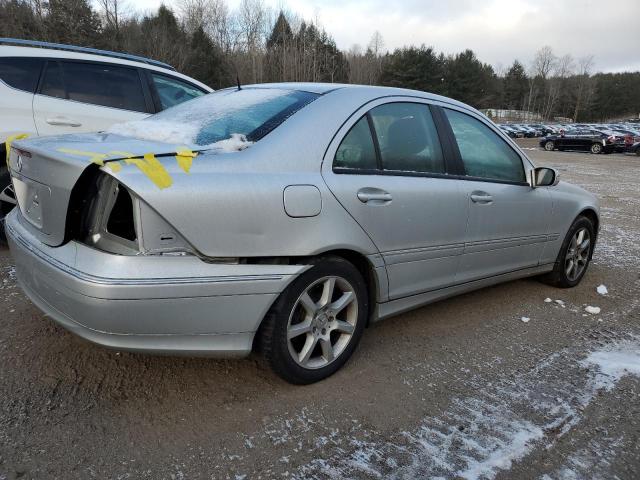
[441,107,553,282]
[32,60,150,136]
[322,99,469,300]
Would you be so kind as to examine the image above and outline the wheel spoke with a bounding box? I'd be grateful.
[319,278,336,306]
[334,320,355,335]
[299,292,318,315]
[288,321,312,340]
[565,259,574,277]
[576,229,584,245]
[578,238,590,253]
[330,291,355,315]
[298,334,318,365]
[319,338,335,362]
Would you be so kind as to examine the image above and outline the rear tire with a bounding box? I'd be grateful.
[590,143,603,154]
[259,257,368,384]
[544,140,555,151]
[0,158,11,245]
[541,216,595,288]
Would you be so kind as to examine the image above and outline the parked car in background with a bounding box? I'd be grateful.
[540,129,617,154]
[0,38,213,240]
[5,83,599,383]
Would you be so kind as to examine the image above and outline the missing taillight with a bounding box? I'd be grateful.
[106,185,136,241]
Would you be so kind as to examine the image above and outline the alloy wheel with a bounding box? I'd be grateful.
[565,227,591,282]
[545,141,554,151]
[286,276,358,369]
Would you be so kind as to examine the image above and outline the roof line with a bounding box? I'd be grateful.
[0,38,176,71]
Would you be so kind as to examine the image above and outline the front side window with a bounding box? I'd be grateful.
[151,73,205,110]
[60,61,147,112]
[370,102,444,174]
[445,109,525,183]
[0,57,43,93]
[333,116,377,170]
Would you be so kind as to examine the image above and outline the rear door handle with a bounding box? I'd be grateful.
[46,116,82,127]
[470,191,493,204]
[357,188,392,204]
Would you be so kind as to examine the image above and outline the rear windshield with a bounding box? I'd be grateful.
[109,88,318,148]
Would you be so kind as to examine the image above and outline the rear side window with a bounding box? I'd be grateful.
[56,61,147,112]
[40,61,66,98]
[370,103,444,174]
[334,116,377,170]
[150,73,205,110]
[0,57,43,93]
[444,109,525,183]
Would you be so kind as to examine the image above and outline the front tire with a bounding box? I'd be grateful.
[590,143,603,154]
[260,257,368,384]
[544,140,555,151]
[541,216,595,288]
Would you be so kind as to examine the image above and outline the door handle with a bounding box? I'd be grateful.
[357,188,392,204]
[45,117,82,127]
[470,192,493,204]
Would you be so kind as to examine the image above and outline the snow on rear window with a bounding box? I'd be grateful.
[107,88,318,149]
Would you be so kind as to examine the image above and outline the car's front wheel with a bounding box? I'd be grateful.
[542,216,595,288]
[260,257,368,384]
[544,140,555,151]
[590,143,603,154]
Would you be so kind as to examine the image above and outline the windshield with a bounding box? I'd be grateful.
[108,88,318,148]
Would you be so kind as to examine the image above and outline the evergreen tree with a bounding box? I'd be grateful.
[503,60,528,110]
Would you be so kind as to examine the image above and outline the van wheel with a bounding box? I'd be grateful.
[590,143,603,154]
[544,140,555,151]
[0,162,12,244]
[260,257,368,384]
[541,216,595,288]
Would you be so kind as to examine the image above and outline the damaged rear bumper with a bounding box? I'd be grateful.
[5,210,307,356]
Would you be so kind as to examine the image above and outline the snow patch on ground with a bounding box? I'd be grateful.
[585,306,601,315]
[521,317,531,323]
[290,335,640,480]
[596,285,608,295]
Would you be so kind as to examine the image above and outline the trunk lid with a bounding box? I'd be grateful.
[8,133,203,247]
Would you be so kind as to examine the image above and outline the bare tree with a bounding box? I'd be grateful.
[573,55,595,121]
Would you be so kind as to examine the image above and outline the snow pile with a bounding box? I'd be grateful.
[208,133,253,152]
[585,306,601,315]
[596,285,608,295]
[521,317,530,323]
[544,298,552,303]
[108,120,200,146]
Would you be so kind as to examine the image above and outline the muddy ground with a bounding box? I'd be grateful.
[0,139,639,480]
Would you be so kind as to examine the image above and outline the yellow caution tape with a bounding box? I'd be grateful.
[175,147,197,173]
[124,153,172,190]
[5,133,30,167]
[106,161,123,173]
[57,148,109,166]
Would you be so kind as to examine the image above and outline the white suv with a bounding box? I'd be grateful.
[0,38,213,238]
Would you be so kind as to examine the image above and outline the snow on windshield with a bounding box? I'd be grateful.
[107,88,316,151]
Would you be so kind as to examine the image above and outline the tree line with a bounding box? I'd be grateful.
[1,0,638,122]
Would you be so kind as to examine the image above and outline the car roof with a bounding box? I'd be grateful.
[0,43,213,92]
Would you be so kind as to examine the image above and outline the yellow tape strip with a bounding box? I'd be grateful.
[124,153,173,190]
[5,133,30,167]
[175,147,197,173]
[56,148,108,166]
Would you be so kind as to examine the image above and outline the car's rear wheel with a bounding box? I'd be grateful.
[544,140,555,151]
[260,257,368,384]
[541,216,595,288]
[0,158,12,244]
[590,143,603,154]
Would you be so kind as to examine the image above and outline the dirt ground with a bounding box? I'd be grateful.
[1,138,639,480]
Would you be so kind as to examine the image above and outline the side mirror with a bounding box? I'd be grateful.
[531,167,559,187]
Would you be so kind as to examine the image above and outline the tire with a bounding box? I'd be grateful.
[260,257,368,384]
[541,216,595,288]
[590,143,603,154]
[635,148,640,157]
[544,140,555,151]
[0,159,11,245]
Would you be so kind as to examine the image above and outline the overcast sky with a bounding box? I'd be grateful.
[129,0,640,73]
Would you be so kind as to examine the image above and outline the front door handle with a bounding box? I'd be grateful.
[357,187,392,204]
[46,116,82,127]
[470,191,493,204]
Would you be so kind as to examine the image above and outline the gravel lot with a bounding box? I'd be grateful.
[1,139,639,480]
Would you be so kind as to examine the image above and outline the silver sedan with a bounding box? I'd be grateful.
[5,83,599,383]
